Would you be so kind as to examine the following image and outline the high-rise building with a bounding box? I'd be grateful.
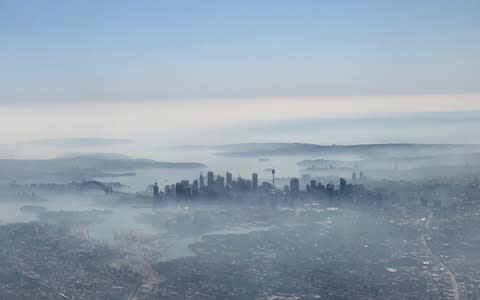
[153,182,160,199]
[214,175,225,192]
[192,180,199,196]
[339,178,346,192]
[252,173,258,190]
[326,183,335,196]
[310,180,317,191]
[290,178,299,195]
[164,185,171,196]
[226,172,233,187]
[318,182,325,191]
[207,171,214,189]
[237,177,249,191]
[199,173,205,188]
[175,182,183,197]
[359,171,365,181]
[175,180,192,198]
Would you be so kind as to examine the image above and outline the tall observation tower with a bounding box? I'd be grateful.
[153,181,160,200]
[272,168,275,187]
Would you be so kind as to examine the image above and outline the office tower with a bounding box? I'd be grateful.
[153,182,160,199]
[215,175,225,192]
[246,179,252,190]
[164,185,171,196]
[237,177,249,191]
[192,180,199,196]
[175,182,183,197]
[290,178,299,195]
[339,177,346,192]
[326,183,335,196]
[317,181,324,191]
[207,171,214,189]
[310,180,317,191]
[199,173,205,188]
[252,173,258,190]
[226,172,233,187]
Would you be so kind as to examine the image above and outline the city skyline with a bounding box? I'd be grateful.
[1,2,480,299]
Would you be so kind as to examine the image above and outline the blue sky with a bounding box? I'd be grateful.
[1,0,479,104]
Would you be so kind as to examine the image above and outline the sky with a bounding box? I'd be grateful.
[0,1,479,145]
[1,0,479,103]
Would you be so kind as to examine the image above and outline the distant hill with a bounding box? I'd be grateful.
[22,138,132,147]
[59,153,132,159]
[53,155,205,170]
[214,143,480,158]
[298,152,480,169]
[0,154,205,181]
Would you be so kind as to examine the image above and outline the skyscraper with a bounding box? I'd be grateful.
[175,182,183,197]
[226,172,232,187]
[310,180,317,192]
[192,180,199,196]
[215,175,225,192]
[326,183,335,196]
[164,185,171,196]
[339,178,346,192]
[207,171,214,189]
[153,182,160,199]
[199,173,205,188]
[290,178,299,195]
[252,173,258,190]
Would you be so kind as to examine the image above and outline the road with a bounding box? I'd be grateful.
[126,240,163,300]
[421,212,460,300]
[110,232,164,300]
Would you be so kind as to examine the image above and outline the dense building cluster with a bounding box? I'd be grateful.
[0,223,140,300]
[153,170,356,203]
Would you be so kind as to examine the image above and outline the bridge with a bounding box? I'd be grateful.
[80,180,113,194]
